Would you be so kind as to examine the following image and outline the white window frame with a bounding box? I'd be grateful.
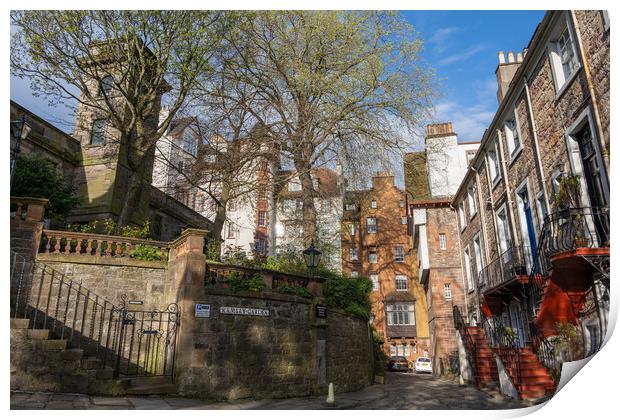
[467,183,477,219]
[386,302,415,326]
[401,216,408,225]
[351,271,359,278]
[444,283,452,301]
[464,246,474,292]
[548,16,581,95]
[395,274,408,291]
[368,250,378,264]
[348,223,356,236]
[366,217,377,234]
[486,137,502,186]
[458,201,467,230]
[504,111,523,160]
[473,234,484,281]
[258,211,267,227]
[349,248,358,261]
[439,233,447,250]
[535,191,548,230]
[370,273,379,291]
[371,200,378,209]
[496,204,511,255]
[394,246,405,263]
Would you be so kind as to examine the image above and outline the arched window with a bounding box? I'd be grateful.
[98,75,114,97]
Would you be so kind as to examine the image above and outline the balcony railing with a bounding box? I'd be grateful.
[478,245,533,295]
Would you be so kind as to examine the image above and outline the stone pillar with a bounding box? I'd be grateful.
[310,299,328,393]
[10,196,48,259]
[166,228,210,391]
[307,276,325,298]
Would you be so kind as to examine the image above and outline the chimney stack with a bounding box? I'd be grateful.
[495,48,525,104]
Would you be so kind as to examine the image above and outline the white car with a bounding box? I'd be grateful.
[414,357,432,374]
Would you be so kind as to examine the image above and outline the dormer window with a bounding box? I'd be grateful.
[98,75,114,97]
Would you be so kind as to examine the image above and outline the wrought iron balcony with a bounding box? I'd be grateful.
[478,245,533,296]
[533,206,610,276]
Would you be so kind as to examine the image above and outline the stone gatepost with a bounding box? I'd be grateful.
[310,293,328,394]
[166,228,210,385]
[10,196,49,259]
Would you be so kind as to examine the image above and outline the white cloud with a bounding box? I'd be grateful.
[428,27,461,54]
[437,44,487,66]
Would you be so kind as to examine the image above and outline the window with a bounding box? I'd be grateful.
[496,206,511,254]
[395,274,408,291]
[401,216,408,225]
[444,284,452,301]
[351,271,359,278]
[312,177,319,190]
[394,246,405,262]
[345,203,357,211]
[602,11,610,31]
[371,200,377,209]
[467,184,477,217]
[366,217,377,233]
[226,223,237,239]
[90,119,108,145]
[368,250,378,264]
[321,199,330,212]
[386,303,415,326]
[536,192,548,230]
[487,138,501,184]
[258,187,267,201]
[439,233,447,250]
[98,75,114,97]
[255,238,266,255]
[473,235,483,280]
[504,116,521,157]
[183,131,197,156]
[464,247,473,291]
[288,177,302,192]
[399,200,405,208]
[370,273,379,291]
[228,200,236,212]
[348,223,356,236]
[466,150,476,164]
[549,23,579,92]
[458,202,467,229]
[349,248,358,261]
[404,344,411,357]
[258,211,266,226]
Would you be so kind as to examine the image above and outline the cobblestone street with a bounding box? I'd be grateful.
[11,372,536,410]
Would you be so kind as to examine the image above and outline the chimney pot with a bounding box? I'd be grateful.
[507,51,515,63]
[516,52,523,63]
[498,51,506,64]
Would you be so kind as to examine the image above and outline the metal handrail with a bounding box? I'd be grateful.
[480,314,522,385]
[452,305,477,381]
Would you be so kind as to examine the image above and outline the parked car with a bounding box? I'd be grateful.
[414,357,432,374]
[388,356,409,372]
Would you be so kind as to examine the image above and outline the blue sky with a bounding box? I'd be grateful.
[403,10,545,144]
[10,10,546,143]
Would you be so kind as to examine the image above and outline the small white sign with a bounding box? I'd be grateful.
[195,303,211,318]
[219,306,269,317]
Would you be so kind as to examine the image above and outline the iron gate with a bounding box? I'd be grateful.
[113,301,180,378]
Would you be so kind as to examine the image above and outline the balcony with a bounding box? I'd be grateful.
[478,245,533,297]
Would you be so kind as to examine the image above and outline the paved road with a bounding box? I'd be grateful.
[10,372,534,410]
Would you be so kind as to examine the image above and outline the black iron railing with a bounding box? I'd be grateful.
[480,314,522,385]
[478,245,533,295]
[10,256,179,378]
[452,305,477,381]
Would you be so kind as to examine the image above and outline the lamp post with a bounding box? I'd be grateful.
[10,116,32,188]
[303,241,322,277]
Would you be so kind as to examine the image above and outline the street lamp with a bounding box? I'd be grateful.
[303,241,322,277]
[10,117,32,188]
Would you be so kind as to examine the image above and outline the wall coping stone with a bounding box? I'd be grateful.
[204,286,313,304]
[170,228,210,249]
[36,252,167,269]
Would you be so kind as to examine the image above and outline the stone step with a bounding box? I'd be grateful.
[82,357,102,370]
[125,382,177,395]
[60,348,85,361]
[10,318,30,329]
[96,366,115,380]
[127,376,175,388]
[31,339,68,351]
[27,329,50,340]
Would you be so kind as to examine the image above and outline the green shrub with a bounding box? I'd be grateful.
[228,272,265,293]
[121,221,151,239]
[276,284,314,299]
[372,329,384,344]
[129,244,162,261]
[323,274,372,320]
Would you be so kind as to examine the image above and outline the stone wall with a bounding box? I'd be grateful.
[174,288,374,400]
[35,255,168,311]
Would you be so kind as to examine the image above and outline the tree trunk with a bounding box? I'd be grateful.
[210,179,231,259]
[114,166,146,234]
[296,164,318,247]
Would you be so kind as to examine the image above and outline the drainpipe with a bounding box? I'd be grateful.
[450,203,469,323]
[470,164,491,264]
[524,80,552,219]
[496,128,521,254]
[570,11,610,177]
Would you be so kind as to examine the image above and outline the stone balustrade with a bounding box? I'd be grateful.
[205,261,324,297]
[39,229,170,261]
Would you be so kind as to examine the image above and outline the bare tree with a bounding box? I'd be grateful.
[10,10,231,231]
[217,11,435,246]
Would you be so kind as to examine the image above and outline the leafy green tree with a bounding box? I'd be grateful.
[11,155,81,220]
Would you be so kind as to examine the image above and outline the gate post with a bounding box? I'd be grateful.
[166,229,210,384]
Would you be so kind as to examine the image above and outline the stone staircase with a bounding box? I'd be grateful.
[497,346,556,400]
[10,317,123,395]
[466,326,499,387]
